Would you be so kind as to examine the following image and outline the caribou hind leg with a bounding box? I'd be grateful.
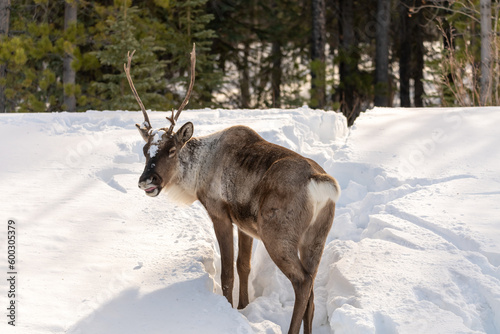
[259,196,314,333]
[299,199,336,334]
[262,230,313,334]
[303,291,315,334]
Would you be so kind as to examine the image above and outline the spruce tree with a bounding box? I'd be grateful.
[166,0,220,107]
[92,4,167,111]
[0,1,64,112]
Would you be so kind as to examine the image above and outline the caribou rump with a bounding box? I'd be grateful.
[124,44,340,334]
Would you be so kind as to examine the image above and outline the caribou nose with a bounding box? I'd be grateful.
[138,176,150,189]
[138,173,160,189]
[138,173,150,185]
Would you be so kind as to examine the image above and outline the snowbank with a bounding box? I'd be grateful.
[0,106,499,334]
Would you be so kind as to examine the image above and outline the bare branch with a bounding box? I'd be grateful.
[124,50,152,130]
[407,3,480,24]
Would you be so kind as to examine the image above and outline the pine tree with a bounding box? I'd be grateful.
[0,0,10,113]
[207,0,309,109]
[0,0,94,112]
[92,4,167,111]
[399,0,411,107]
[0,1,64,112]
[63,0,77,112]
[165,0,220,108]
[374,0,391,107]
[311,0,326,109]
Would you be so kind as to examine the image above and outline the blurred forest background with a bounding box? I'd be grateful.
[0,0,498,125]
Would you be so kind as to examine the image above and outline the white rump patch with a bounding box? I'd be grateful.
[307,178,340,225]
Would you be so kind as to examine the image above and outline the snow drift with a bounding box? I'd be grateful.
[0,106,499,334]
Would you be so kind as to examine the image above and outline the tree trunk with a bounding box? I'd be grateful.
[338,0,359,126]
[63,0,77,112]
[0,0,10,113]
[239,42,251,108]
[311,0,326,109]
[441,9,455,105]
[413,10,424,107]
[374,0,391,107]
[480,0,492,105]
[271,40,282,108]
[399,0,411,107]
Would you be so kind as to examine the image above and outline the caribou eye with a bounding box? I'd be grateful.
[169,147,177,158]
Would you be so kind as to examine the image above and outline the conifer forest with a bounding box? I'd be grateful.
[0,0,498,125]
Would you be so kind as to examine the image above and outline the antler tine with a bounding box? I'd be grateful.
[166,108,176,127]
[167,43,196,134]
[124,50,152,130]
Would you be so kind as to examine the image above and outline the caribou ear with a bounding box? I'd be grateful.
[175,122,194,146]
[136,124,150,142]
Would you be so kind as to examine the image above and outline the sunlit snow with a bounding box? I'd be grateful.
[0,106,499,334]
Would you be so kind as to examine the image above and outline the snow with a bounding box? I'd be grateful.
[0,106,499,334]
[148,129,167,158]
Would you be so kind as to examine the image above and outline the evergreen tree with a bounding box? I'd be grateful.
[63,0,77,112]
[92,4,167,111]
[325,0,378,123]
[374,0,391,107]
[0,1,62,112]
[2,0,497,119]
[0,0,10,113]
[165,0,220,108]
[399,0,411,107]
[311,0,326,109]
[0,0,96,112]
[207,0,309,109]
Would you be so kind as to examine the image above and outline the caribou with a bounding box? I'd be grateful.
[124,44,340,334]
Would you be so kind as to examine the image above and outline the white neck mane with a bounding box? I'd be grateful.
[164,131,223,206]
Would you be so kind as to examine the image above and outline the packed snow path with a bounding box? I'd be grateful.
[0,107,499,333]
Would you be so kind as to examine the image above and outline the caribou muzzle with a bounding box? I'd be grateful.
[138,173,162,197]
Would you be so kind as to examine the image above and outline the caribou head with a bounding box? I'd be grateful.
[124,45,196,197]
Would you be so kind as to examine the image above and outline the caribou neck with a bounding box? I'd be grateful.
[173,134,217,202]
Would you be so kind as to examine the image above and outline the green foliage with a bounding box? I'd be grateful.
[91,4,167,110]
[2,0,493,114]
[333,45,373,102]
[165,0,221,107]
[207,0,310,108]
[310,59,326,108]
[0,0,87,112]
[1,0,221,113]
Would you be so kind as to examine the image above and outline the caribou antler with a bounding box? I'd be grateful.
[125,44,196,136]
[124,50,152,131]
[166,43,196,135]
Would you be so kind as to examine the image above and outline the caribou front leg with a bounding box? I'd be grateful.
[210,213,235,306]
[237,229,253,309]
